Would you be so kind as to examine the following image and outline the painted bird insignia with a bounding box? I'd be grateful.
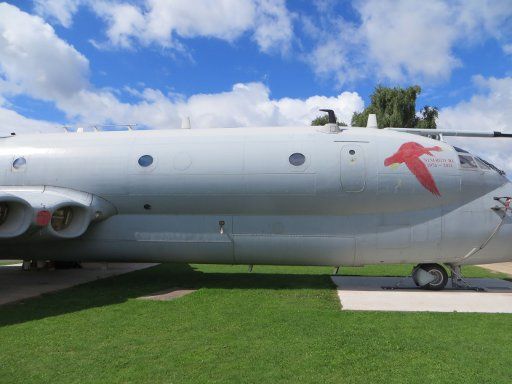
[384,142,443,196]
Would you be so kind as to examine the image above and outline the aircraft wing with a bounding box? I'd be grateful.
[385,128,512,138]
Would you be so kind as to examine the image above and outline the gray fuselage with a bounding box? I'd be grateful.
[0,126,510,267]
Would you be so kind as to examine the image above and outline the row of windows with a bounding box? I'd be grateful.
[7,152,502,174]
[8,154,307,169]
[136,153,307,168]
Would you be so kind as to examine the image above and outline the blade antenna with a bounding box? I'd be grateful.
[319,109,336,124]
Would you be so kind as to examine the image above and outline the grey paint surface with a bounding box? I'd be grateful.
[0,126,510,267]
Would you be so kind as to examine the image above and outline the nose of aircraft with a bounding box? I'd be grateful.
[491,181,512,262]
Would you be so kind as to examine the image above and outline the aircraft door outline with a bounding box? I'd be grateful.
[340,144,366,192]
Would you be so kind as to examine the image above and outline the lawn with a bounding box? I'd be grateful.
[0,260,20,266]
[0,263,510,384]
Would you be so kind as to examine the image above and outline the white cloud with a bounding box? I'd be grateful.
[439,76,512,173]
[142,0,256,42]
[252,0,293,53]
[306,0,512,84]
[0,3,89,101]
[455,0,512,42]
[56,82,364,129]
[306,20,364,86]
[357,0,459,81]
[34,0,294,53]
[0,4,361,132]
[89,2,147,49]
[503,44,512,56]
[440,76,512,132]
[33,0,82,28]
[88,0,256,49]
[0,104,60,134]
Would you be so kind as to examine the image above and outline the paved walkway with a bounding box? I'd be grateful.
[0,262,156,306]
[478,262,512,276]
[331,276,512,313]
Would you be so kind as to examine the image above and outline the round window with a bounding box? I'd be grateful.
[138,155,154,167]
[289,153,306,166]
[13,157,27,169]
[349,149,356,155]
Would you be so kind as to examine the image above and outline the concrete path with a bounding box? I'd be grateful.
[478,262,512,276]
[137,288,196,301]
[0,262,157,306]
[331,276,512,313]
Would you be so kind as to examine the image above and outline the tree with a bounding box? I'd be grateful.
[415,105,438,129]
[350,85,437,129]
[311,115,347,127]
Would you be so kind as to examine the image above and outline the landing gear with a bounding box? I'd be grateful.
[412,263,449,290]
[446,264,485,292]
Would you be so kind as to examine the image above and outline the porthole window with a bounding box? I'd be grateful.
[12,157,26,169]
[138,155,153,167]
[289,153,306,166]
[349,149,356,155]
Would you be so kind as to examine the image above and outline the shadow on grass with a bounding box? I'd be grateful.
[0,263,333,328]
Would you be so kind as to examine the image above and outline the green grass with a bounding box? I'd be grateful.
[0,260,20,266]
[0,263,510,384]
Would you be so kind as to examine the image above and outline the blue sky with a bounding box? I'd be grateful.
[0,0,511,160]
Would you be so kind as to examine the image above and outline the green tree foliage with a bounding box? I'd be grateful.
[311,115,347,127]
[350,85,438,129]
[415,105,439,129]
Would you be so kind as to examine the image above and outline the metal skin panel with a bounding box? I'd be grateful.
[340,144,366,192]
[0,126,510,267]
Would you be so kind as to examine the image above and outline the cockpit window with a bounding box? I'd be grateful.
[454,145,506,175]
[476,157,506,175]
[453,146,469,154]
[458,154,477,169]
[474,157,491,170]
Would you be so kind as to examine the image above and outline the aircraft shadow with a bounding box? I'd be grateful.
[0,263,333,327]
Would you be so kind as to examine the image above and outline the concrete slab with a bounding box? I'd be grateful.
[137,288,196,301]
[331,276,512,313]
[478,262,512,277]
[0,262,157,306]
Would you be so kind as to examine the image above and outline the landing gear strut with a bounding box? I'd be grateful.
[446,264,485,292]
[412,263,449,290]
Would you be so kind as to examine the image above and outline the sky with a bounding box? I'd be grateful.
[0,0,512,170]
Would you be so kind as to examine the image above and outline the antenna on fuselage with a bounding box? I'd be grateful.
[318,109,340,133]
[319,109,336,124]
[366,114,378,128]
[181,117,191,129]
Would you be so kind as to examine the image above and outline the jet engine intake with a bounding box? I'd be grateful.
[0,186,117,240]
[0,197,32,238]
[47,204,92,239]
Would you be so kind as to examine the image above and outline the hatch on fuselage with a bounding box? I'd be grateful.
[340,144,366,192]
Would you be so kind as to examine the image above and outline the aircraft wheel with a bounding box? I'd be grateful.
[412,263,448,291]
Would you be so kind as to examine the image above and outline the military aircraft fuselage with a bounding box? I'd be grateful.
[0,126,510,267]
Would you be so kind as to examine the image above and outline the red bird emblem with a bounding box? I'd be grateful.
[384,142,443,196]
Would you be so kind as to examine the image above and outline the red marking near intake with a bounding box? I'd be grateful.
[36,210,51,226]
[384,142,443,196]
